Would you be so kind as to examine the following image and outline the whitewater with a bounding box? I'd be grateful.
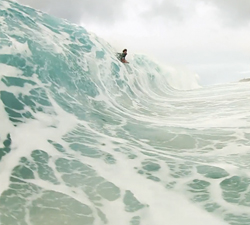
[0,1,250,225]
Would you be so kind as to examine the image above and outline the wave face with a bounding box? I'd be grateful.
[1,1,250,225]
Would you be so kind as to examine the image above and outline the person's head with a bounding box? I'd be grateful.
[123,49,127,53]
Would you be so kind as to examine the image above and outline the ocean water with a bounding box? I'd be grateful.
[1,1,250,225]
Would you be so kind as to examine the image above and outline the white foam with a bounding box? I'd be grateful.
[92,144,228,225]
[0,36,32,56]
[0,63,23,77]
[1,1,250,224]
[0,100,13,148]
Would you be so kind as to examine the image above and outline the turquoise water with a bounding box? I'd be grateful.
[0,1,250,225]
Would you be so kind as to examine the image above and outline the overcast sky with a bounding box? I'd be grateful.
[16,0,250,85]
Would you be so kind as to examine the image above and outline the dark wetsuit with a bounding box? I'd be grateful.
[121,52,127,61]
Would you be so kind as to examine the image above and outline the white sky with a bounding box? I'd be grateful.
[17,0,250,85]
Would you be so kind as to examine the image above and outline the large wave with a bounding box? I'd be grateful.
[1,1,250,225]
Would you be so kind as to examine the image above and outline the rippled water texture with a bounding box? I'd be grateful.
[0,1,250,225]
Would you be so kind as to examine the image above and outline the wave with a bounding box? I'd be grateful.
[1,1,250,225]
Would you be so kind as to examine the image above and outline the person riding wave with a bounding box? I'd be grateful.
[120,49,129,63]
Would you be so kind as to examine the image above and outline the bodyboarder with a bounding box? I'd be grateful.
[120,49,129,63]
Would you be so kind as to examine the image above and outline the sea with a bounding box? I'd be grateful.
[0,1,250,225]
